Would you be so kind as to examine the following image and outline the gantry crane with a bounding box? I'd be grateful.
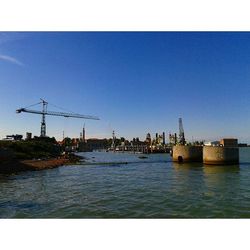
[16,99,100,137]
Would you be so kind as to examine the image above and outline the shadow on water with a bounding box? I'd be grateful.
[172,161,240,174]
[172,162,203,171]
[202,164,240,199]
[238,162,250,166]
[203,164,240,174]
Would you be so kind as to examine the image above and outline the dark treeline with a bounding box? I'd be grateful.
[0,137,61,160]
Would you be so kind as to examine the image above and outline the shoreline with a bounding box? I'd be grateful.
[0,153,83,174]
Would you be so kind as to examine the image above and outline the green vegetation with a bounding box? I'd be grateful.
[0,137,61,160]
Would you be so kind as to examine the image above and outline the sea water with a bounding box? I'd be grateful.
[0,148,250,218]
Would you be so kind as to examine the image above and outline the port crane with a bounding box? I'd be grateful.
[16,99,100,137]
[178,118,186,145]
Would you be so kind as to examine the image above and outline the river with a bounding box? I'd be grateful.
[0,148,250,218]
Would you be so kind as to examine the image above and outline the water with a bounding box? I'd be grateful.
[1,148,250,218]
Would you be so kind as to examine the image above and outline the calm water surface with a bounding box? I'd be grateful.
[1,148,250,218]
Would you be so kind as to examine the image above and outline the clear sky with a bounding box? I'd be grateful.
[1,32,250,142]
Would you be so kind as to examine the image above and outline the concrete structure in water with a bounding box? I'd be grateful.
[172,134,239,165]
[172,145,203,163]
[203,145,239,165]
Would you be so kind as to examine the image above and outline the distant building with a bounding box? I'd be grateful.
[220,138,238,147]
[204,139,238,147]
[77,137,111,152]
[169,133,177,145]
[145,133,151,145]
[204,141,220,146]
[26,132,32,140]
[84,138,107,151]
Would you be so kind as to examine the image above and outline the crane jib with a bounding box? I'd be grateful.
[16,108,100,120]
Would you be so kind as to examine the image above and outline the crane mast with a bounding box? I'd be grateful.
[41,99,47,137]
[16,99,100,137]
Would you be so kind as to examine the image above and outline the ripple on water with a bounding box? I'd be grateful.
[1,150,250,218]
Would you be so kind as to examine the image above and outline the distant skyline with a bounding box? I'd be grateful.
[1,32,250,142]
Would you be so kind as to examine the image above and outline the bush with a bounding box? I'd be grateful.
[0,138,61,160]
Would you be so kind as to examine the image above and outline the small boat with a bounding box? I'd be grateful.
[138,156,148,159]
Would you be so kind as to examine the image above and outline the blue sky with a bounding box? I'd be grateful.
[0,32,250,142]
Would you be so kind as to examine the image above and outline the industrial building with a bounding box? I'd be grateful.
[220,138,238,147]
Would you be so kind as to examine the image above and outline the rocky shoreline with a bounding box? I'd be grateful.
[0,153,83,174]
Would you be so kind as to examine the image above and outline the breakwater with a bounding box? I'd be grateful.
[172,145,239,165]
[172,145,203,163]
[203,146,239,165]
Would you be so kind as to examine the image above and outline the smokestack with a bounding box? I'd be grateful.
[162,132,165,145]
[83,126,85,143]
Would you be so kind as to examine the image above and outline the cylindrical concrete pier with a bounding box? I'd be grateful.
[203,146,239,165]
[172,145,203,163]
